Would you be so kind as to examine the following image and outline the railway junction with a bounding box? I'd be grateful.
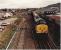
[5,11,60,49]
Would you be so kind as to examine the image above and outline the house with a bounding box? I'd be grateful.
[4,12,13,18]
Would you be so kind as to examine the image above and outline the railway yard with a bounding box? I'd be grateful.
[0,5,60,50]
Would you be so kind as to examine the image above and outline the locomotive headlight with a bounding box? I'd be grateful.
[44,30,48,33]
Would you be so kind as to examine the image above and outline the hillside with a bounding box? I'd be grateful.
[36,3,60,14]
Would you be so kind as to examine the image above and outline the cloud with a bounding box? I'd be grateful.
[0,0,60,8]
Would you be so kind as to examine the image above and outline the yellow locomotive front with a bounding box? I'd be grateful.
[33,24,48,40]
[35,24,48,34]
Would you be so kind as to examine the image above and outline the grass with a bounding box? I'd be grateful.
[0,16,22,49]
[0,25,16,49]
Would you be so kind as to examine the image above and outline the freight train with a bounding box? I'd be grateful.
[32,12,48,40]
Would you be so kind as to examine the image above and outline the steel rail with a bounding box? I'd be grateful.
[48,34,57,48]
[6,31,17,50]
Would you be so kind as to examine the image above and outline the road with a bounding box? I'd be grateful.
[0,18,17,25]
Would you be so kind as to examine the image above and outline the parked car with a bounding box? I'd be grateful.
[1,23,7,26]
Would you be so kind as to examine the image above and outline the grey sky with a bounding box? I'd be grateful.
[0,0,60,8]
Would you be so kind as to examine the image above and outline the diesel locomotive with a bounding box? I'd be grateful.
[32,12,48,40]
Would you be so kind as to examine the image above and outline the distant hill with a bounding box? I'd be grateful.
[36,3,60,14]
[45,3,60,8]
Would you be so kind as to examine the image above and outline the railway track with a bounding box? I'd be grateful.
[5,12,59,49]
[31,12,60,49]
[6,14,36,49]
[36,34,57,49]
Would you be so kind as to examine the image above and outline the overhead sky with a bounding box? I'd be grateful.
[0,0,60,8]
